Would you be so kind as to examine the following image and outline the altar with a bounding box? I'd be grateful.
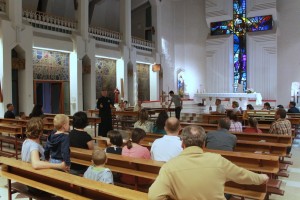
[193,93,263,109]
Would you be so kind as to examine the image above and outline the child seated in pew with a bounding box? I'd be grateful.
[244,117,262,133]
[22,117,68,170]
[22,117,69,195]
[121,128,151,185]
[105,130,123,154]
[84,149,114,184]
[44,114,71,170]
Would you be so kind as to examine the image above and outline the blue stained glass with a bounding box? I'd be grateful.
[247,15,273,32]
[210,0,273,92]
[210,21,233,35]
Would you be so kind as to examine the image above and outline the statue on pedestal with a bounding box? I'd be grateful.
[114,87,120,103]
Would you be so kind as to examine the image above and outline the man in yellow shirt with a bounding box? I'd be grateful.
[148,125,268,200]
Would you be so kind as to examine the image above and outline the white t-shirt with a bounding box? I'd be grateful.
[151,135,183,162]
[21,139,45,163]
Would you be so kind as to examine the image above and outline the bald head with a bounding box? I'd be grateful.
[165,117,180,135]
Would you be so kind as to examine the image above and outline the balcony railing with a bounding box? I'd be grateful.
[132,37,155,52]
[23,10,76,34]
[0,0,6,13]
[89,27,122,45]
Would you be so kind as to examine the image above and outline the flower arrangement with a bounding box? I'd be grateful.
[246,88,255,94]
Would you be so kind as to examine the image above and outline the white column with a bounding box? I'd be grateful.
[0,0,33,116]
[7,0,22,27]
[120,0,131,47]
[120,0,134,104]
[77,0,89,40]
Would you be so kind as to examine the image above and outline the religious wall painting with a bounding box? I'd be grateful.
[95,58,116,100]
[33,49,69,81]
[177,70,185,97]
[210,0,273,92]
[32,49,70,114]
[137,63,150,101]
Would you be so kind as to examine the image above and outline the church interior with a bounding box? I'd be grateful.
[1,0,300,199]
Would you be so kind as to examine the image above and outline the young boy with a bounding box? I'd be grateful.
[84,149,114,184]
[44,114,71,170]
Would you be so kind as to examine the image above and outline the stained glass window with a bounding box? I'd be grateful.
[210,0,273,92]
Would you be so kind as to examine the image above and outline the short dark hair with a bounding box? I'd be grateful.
[247,104,254,110]
[181,126,206,147]
[92,150,107,165]
[276,108,286,119]
[72,111,88,129]
[277,105,284,109]
[218,118,231,130]
[169,91,174,95]
[6,103,13,109]
[107,130,123,147]
[264,102,271,109]
[290,102,296,107]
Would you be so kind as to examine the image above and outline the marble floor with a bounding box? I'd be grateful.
[0,134,300,200]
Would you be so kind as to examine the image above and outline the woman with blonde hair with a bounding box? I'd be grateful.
[134,109,153,132]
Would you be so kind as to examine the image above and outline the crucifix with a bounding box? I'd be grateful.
[210,0,273,92]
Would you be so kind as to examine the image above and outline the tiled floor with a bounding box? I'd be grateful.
[0,132,300,199]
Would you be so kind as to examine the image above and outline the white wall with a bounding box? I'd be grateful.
[160,0,208,97]
[277,0,300,106]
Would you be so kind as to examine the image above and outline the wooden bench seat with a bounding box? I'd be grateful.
[0,157,148,200]
[232,132,292,145]
[70,147,269,199]
[235,140,288,156]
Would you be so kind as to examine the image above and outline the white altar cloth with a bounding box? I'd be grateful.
[193,93,262,105]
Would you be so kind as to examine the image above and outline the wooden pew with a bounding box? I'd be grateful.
[231,132,292,145]
[70,147,268,199]
[0,156,147,200]
[235,140,288,156]
[0,124,24,159]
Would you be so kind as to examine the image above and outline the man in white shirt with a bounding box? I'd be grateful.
[211,99,226,114]
[151,117,183,162]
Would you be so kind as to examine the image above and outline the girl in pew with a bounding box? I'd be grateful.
[244,117,263,133]
[21,117,68,170]
[105,130,123,155]
[84,149,114,184]
[121,128,152,185]
[69,111,94,175]
[44,114,71,170]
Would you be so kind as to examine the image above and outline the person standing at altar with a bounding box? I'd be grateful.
[97,90,114,137]
[211,99,226,114]
[168,91,183,120]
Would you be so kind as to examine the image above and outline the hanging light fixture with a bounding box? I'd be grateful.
[152,64,161,72]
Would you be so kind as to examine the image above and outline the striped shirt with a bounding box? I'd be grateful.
[229,121,243,132]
